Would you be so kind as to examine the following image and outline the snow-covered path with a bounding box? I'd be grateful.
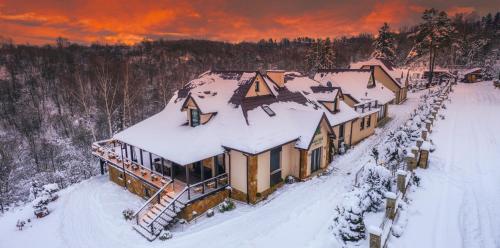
[392,82,500,248]
[0,93,423,248]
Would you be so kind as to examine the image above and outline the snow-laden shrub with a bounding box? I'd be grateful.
[218,199,235,213]
[158,230,173,241]
[285,176,296,184]
[16,220,26,230]
[206,209,215,217]
[122,208,134,220]
[359,165,391,212]
[332,192,366,243]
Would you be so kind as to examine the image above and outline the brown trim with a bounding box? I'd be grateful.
[246,155,249,204]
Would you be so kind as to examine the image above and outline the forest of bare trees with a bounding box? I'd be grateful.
[0,10,498,210]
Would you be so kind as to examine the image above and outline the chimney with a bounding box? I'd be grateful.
[266,70,285,87]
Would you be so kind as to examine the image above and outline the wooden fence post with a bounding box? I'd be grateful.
[425,120,432,133]
[418,142,430,169]
[368,226,382,248]
[397,170,407,194]
[385,192,397,220]
[421,130,428,141]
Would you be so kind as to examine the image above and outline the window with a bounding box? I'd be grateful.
[262,105,275,116]
[255,80,260,92]
[310,147,322,173]
[270,147,282,187]
[191,109,200,127]
[367,115,371,127]
[334,100,339,112]
[360,117,365,130]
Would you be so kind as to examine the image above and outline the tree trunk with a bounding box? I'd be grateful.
[427,42,434,88]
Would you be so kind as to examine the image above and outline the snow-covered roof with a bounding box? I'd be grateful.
[350,58,404,87]
[461,67,482,75]
[114,71,333,165]
[313,69,395,105]
[284,72,360,126]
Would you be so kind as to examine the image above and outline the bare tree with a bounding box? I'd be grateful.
[95,58,118,137]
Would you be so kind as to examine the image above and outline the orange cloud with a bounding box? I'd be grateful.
[0,0,494,45]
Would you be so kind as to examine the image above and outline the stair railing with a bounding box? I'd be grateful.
[147,186,188,235]
[133,180,172,226]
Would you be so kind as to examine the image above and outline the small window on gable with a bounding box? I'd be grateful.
[255,80,260,92]
[190,109,200,127]
[262,105,275,117]
[334,100,339,112]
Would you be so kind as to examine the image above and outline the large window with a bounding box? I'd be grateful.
[311,147,322,173]
[367,115,371,127]
[360,117,365,130]
[191,109,200,127]
[270,147,281,187]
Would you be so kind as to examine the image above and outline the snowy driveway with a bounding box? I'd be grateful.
[392,82,500,248]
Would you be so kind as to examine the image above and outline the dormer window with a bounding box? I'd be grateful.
[255,80,260,92]
[190,109,200,127]
[262,105,275,116]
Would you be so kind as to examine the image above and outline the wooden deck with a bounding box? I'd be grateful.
[92,145,186,195]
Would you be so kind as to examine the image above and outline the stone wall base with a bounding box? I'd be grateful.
[180,189,229,221]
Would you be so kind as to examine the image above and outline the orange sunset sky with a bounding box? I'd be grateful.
[0,0,497,45]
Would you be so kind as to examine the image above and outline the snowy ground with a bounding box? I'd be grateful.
[391,82,500,248]
[0,92,424,248]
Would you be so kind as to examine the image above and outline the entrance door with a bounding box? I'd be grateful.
[310,147,322,173]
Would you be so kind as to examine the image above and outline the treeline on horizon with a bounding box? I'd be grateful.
[0,10,498,208]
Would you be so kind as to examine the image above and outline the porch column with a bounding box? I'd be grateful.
[139,149,144,165]
[149,153,153,171]
[186,165,191,200]
[99,159,105,175]
[201,161,205,194]
[120,142,124,161]
[161,158,165,176]
[124,143,128,158]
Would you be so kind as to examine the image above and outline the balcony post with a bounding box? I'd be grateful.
[149,152,153,171]
[186,165,190,200]
[161,158,164,176]
[140,149,144,165]
[201,162,205,194]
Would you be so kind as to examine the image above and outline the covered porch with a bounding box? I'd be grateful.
[92,139,229,204]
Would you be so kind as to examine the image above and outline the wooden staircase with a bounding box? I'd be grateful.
[132,182,188,241]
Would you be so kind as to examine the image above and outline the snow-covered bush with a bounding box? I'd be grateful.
[122,208,134,220]
[332,193,366,242]
[206,209,215,217]
[16,220,26,230]
[285,176,296,184]
[218,199,235,213]
[359,165,391,212]
[158,230,173,241]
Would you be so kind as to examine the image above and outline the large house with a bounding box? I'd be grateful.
[350,58,408,104]
[92,70,389,240]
